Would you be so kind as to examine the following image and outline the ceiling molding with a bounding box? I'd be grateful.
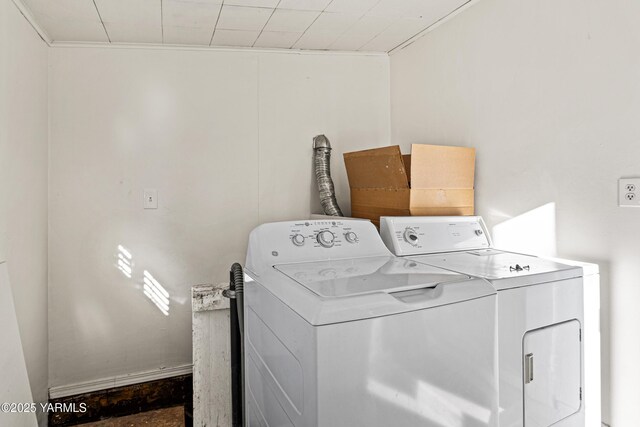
[388,0,480,55]
[11,0,52,45]
[49,40,390,57]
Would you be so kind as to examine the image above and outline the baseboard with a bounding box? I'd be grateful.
[48,371,193,426]
[49,364,192,399]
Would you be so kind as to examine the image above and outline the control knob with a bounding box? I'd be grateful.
[291,234,305,246]
[344,231,358,243]
[316,230,335,248]
[403,227,419,245]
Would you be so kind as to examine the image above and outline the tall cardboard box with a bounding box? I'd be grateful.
[343,144,475,226]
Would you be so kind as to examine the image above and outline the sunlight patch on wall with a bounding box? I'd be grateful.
[492,202,557,257]
[143,270,170,316]
[116,245,133,278]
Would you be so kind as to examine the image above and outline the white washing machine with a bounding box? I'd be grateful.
[380,216,597,427]
[243,219,499,427]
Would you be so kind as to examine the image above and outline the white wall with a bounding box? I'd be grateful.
[0,0,49,421]
[390,0,640,424]
[48,46,389,390]
[0,263,38,427]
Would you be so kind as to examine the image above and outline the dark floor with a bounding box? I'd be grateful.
[76,406,185,427]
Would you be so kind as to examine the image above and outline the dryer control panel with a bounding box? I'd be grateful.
[380,216,491,256]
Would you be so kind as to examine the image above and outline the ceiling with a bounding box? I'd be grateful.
[19,0,471,52]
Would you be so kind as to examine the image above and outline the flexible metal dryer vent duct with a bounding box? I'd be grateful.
[313,135,344,217]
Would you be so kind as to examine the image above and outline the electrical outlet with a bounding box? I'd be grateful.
[619,179,640,207]
[143,189,158,209]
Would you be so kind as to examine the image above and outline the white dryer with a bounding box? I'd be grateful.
[380,216,597,427]
[243,219,499,427]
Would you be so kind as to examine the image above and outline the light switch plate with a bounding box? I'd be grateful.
[619,178,640,207]
[143,189,158,209]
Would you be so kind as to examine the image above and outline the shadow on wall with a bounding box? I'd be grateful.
[310,151,322,216]
[593,260,611,426]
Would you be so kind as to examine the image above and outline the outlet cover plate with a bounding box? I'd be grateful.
[143,189,158,209]
[619,178,640,207]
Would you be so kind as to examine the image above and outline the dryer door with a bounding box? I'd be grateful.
[523,320,582,426]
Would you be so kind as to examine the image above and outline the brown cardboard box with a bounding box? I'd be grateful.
[343,144,475,226]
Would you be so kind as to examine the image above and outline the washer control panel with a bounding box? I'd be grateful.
[380,216,491,256]
[288,220,360,249]
[246,219,392,272]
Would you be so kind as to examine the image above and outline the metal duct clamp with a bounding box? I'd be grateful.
[313,134,331,150]
[222,288,236,299]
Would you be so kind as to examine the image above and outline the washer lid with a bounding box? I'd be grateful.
[274,256,467,298]
[410,250,582,289]
[251,256,496,325]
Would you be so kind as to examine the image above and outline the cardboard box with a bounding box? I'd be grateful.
[343,144,475,226]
